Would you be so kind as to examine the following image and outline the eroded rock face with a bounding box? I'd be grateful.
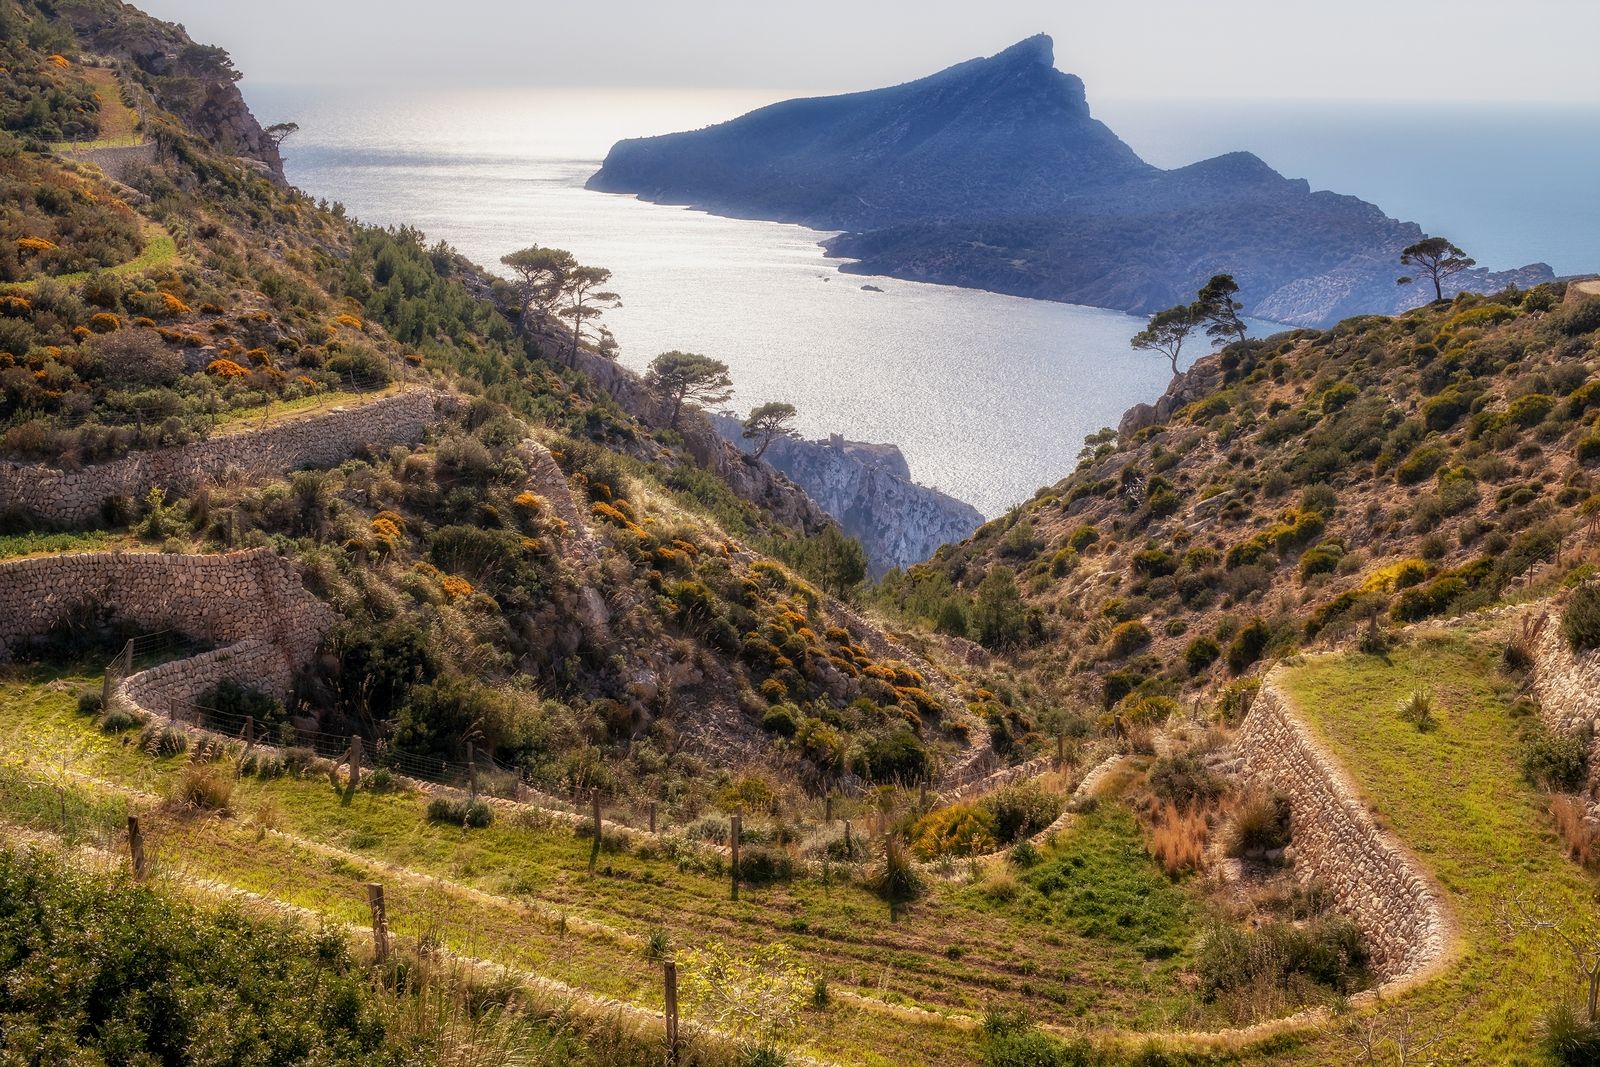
[560,346,833,536]
[711,415,983,577]
[67,7,285,181]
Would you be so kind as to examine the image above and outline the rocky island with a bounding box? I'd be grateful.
[590,34,1552,327]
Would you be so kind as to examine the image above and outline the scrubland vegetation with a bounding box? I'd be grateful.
[4,1,1600,1064]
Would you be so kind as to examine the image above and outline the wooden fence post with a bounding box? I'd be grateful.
[466,741,478,800]
[825,793,833,823]
[243,716,255,745]
[648,801,657,834]
[844,819,852,860]
[730,813,741,902]
[588,790,602,875]
[367,883,389,964]
[348,735,362,789]
[127,815,146,881]
[663,959,680,1066]
[919,782,928,810]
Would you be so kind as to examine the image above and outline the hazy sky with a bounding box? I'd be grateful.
[139,0,1598,103]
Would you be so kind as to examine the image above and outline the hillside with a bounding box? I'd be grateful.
[7,3,1600,1066]
[588,35,1552,327]
[874,283,1600,729]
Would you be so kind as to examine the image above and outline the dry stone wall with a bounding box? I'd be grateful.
[1235,675,1451,983]
[0,547,335,666]
[1530,603,1600,734]
[0,388,444,524]
[117,638,291,715]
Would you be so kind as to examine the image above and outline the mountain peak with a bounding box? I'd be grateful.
[991,34,1055,69]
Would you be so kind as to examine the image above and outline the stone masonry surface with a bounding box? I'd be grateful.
[0,388,444,524]
[0,547,335,669]
[1531,600,1600,735]
[1235,673,1451,984]
[117,638,291,715]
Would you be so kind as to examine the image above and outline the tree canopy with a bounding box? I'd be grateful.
[499,245,574,327]
[1130,304,1199,377]
[1398,237,1475,302]
[741,401,799,459]
[644,351,733,429]
[1194,274,1248,350]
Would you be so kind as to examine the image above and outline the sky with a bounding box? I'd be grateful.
[137,0,1599,103]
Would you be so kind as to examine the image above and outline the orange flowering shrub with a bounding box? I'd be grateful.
[512,491,545,511]
[440,575,473,601]
[47,55,70,68]
[206,358,250,378]
[370,516,403,542]
[158,292,192,316]
[132,316,156,328]
[333,313,363,330]
[16,237,56,253]
[88,312,120,333]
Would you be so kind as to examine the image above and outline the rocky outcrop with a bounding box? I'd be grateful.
[66,8,284,180]
[0,547,335,668]
[1118,355,1227,438]
[1235,673,1452,984]
[559,345,831,535]
[0,389,444,524]
[710,414,982,576]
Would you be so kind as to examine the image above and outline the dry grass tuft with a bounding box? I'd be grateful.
[1146,801,1210,876]
[1548,794,1600,869]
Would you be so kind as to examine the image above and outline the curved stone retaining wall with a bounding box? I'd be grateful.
[0,388,444,524]
[1235,675,1451,983]
[116,638,292,712]
[0,547,335,666]
[1530,602,1600,734]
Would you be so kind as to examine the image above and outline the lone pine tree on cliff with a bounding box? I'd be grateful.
[1195,274,1249,350]
[500,245,575,329]
[1398,236,1476,302]
[742,401,799,459]
[1130,304,1199,378]
[645,351,733,430]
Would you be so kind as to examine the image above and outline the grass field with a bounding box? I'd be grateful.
[1258,624,1598,1065]
[0,661,1239,1066]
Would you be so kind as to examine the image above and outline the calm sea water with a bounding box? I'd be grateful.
[245,85,1600,518]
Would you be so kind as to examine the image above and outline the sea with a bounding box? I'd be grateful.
[244,85,1600,519]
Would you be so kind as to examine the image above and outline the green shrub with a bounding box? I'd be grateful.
[1184,636,1221,676]
[1556,297,1600,336]
[1542,1001,1600,1066]
[868,834,925,908]
[760,704,800,736]
[98,706,142,733]
[1107,620,1152,658]
[1564,585,1600,653]
[737,845,794,885]
[426,796,494,828]
[980,1011,1093,1067]
[1396,445,1446,485]
[1523,725,1589,793]
[1397,690,1436,731]
[1195,915,1366,1001]
[1147,753,1223,810]
[75,690,103,717]
[1226,617,1271,674]
[981,782,1063,844]
[1227,791,1291,856]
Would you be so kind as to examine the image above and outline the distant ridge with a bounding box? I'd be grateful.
[590,36,1552,327]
